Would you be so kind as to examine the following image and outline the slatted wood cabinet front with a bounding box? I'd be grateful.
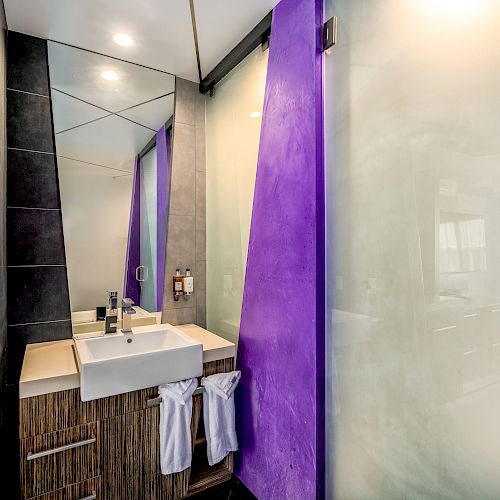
[19,357,235,500]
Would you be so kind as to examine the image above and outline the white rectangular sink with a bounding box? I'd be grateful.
[74,323,203,401]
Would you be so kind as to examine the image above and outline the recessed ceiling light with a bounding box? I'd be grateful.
[250,111,262,119]
[113,33,134,47]
[101,70,119,82]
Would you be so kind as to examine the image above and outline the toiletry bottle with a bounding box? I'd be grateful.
[107,290,118,315]
[173,269,184,301]
[183,269,194,297]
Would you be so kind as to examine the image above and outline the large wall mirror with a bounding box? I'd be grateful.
[48,41,174,321]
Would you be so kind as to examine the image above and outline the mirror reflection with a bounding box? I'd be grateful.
[48,41,174,322]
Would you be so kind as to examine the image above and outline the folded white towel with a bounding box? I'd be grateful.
[158,377,198,475]
[201,371,241,466]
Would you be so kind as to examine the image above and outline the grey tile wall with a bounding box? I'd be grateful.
[162,78,206,327]
[6,31,71,385]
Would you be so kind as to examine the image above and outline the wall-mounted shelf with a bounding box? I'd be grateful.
[187,440,233,497]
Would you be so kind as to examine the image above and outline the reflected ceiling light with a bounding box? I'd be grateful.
[113,33,134,47]
[101,70,119,82]
[250,111,262,119]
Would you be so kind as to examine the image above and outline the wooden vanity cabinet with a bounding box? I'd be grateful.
[30,477,101,500]
[19,357,235,499]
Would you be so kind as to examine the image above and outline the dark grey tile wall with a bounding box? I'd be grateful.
[7,150,60,208]
[0,2,7,405]
[7,209,66,265]
[7,32,49,96]
[7,266,70,324]
[7,90,54,152]
[6,31,71,385]
[0,6,16,497]
[161,78,206,327]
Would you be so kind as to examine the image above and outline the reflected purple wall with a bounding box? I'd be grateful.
[124,126,171,311]
[235,0,324,497]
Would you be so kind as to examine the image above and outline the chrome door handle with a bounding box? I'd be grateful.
[26,437,96,460]
[136,265,145,282]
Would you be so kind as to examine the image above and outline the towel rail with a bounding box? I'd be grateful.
[146,386,205,408]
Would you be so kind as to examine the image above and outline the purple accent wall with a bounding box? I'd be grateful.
[123,155,141,305]
[156,126,171,311]
[235,0,324,497]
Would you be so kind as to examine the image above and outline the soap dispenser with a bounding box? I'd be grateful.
[183,269,194,298]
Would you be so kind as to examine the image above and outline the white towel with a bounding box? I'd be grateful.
[158,377,198,475]
[201,371,241,466]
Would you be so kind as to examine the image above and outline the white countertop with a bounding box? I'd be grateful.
[19,323,236,399]
[19,339,80,399]
[176,324,235,363]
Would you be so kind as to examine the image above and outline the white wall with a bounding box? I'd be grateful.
[59,157,133,311]
[327,0,500,497]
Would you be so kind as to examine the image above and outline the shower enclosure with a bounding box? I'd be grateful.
[326,0,500,497]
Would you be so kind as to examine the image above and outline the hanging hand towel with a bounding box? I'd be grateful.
[201,370,241,466]
[158,377,198,474]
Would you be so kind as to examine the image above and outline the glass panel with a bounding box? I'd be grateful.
[206,47,268,345]
[139,146,157,312]
[327,1,500,498]
[324,0,334,496]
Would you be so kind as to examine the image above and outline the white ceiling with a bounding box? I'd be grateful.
[4,0,280,82]
[194,0,280,77]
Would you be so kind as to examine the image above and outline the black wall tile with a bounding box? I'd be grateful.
[4,32,69,496]
[7,266,71,325]
[7,149,60,208]
[5,321,71,386]
[7,90,54,152]
[7,31,49,96]
[8,321,71,354]
[4,332,25,386]
[7,208,66,266]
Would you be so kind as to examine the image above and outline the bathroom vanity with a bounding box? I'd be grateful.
[18,324,236,499]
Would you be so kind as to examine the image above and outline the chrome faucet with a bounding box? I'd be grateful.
[121,298,136,334]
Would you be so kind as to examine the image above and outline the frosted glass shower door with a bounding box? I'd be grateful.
[206,46,268,345]
[139,146,157,312]
[326,1,500,498]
